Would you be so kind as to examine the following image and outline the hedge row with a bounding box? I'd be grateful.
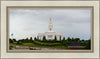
[33,41,62,46]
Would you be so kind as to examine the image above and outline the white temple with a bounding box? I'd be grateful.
[37,18,63,40]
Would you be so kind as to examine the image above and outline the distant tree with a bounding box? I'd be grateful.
[26,38,28,40]
[82,40,84,41]
[17,41,20,45]
[9,38,13,43]
[54,36,57,41]
[25,37,29,43]
[63,37,65,41]
[30,37,32,40]
[75,38,80,42]
[13,39,17,44]
[71,37,74,42]
[22,39,25,43]
[34,37,37,41]
[66,37,72,44]
[30,37,33,43]
[17,41,22,45]
[67,37,71,42]
[60,36,61,41]
[81,40,85,43]
[71,37,75,42]
[85,39,91,49]
[13,38,16,42]
[43,36,46,41]
[62,37,66,45]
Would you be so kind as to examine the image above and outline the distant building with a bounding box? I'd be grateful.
[37,18,63,40]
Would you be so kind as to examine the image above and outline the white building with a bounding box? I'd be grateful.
[37,18,63,40]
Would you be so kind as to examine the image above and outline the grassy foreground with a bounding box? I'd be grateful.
[10,41,68,50]
[10,37,91,50]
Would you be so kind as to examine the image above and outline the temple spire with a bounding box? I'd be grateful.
[49,18,53,31]
[50,18,51,22]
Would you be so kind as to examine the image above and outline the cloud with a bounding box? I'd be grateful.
[9,9,91,40]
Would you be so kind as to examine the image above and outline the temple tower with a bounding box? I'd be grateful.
[48,18,53,32]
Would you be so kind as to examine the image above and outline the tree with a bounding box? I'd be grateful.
[85,40,91,49]
[34,37,37,41]
[63,37,65,41]
[67,37,72,44]
[25,38,29,43]
[71,37,74,42]
[17,40,22,45]
[13,38,16,42]
[22,39,25,43]
[9,38,13,43]
[60,36,61,41]
[75,38,80,42]
[54,36,57,41]
[81,40,85,43]
[30,37,33,43]
[62,37,66,45]
[43,36,46,42]
[67,37,71,42]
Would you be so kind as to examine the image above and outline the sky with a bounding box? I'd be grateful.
[9,9,91,40]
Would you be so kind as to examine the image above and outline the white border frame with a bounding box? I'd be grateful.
[0,0,100,59]
[6,6,94,53]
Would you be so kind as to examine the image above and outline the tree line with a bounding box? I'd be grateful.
[9,36,91,49]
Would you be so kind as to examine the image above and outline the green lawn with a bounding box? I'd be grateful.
[22,43,68,49]
[10,42,68,50]
[33,41,62,46]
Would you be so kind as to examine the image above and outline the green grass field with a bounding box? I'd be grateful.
[10,41,68,50]
[23,43,68,49]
